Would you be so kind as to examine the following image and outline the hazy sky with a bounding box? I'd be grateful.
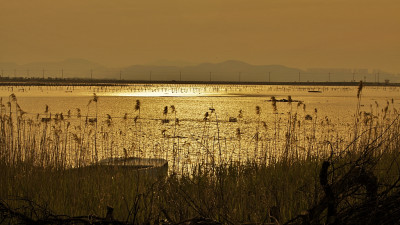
[1,0,399,72]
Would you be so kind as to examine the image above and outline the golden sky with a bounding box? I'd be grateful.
[1,0,399,72]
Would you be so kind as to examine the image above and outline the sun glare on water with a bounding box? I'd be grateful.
[110,85,225,97]
[114,90,207,97]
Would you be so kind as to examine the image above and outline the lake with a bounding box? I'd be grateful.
[0,83,398,173]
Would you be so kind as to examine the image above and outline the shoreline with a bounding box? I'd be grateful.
[0,77,398,87]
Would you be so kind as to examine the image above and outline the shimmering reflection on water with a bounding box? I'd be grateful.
[0,84,399,172]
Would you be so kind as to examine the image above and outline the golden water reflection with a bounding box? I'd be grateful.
[0,84,399,173]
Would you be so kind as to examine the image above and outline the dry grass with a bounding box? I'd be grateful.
[0,86,400,224]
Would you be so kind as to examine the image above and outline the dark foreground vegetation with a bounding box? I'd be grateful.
[1,82,400,224]
[2,142,400,225]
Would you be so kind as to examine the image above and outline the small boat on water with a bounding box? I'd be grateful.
[96,157,169,176]
[266,98,303,103]
[308,90,322,93]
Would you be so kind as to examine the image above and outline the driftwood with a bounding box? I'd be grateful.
[284,113,400,225]
[283,159,400,225]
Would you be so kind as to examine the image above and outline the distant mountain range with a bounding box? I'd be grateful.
[0,59,398,82]
[123,60,304,82]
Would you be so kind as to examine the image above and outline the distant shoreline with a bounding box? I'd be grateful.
[0,77,397,87]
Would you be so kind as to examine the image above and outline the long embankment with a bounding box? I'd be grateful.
[0,77,399,86]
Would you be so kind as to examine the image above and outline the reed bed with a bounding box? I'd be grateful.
[0,84,400,224]
[0,92,354,172]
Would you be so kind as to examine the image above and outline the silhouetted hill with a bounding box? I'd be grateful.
[144,60,196,67]
[123,60,304,82]
[1,59,398,82]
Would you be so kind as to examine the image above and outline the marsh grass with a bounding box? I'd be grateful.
[0,162,167,223]
[1,88,400,224]
[0,157,321,223]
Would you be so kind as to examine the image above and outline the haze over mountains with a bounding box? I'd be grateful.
[0,59,398,83]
